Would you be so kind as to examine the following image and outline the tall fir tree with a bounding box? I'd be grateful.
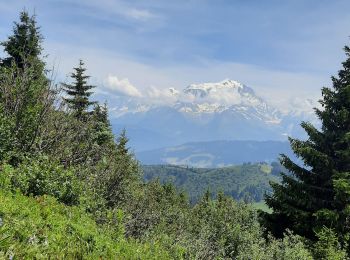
[62,60,96,119]
[0,11,50,164]
[263,44,350,241]
[1,10,44,70]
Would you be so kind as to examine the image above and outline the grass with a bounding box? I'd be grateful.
[252,201,272,213]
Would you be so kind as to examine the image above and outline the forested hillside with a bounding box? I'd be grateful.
[143,163,282,203]
[0,11,349,259]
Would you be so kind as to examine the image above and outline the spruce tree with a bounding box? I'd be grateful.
[0,11,50,164]
[263,44,350,241]
[62,60,96,119]
[1,10,44,70]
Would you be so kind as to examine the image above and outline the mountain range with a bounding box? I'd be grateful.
[110,79,317,165]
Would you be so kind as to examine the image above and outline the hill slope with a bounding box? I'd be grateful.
[0,190,175,259]
[142,163,283,203]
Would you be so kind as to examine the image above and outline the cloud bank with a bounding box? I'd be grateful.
[106,75,142,97]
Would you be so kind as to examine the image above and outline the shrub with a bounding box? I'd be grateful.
[0,190,178,259]
[312,227,347,260]
[5,156,81,205]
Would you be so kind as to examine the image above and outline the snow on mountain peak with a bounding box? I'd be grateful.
[110,79,317,126]
[184,79,246,97]
[181,79,266,109]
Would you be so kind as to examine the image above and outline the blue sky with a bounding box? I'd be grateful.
[1,0,350,110]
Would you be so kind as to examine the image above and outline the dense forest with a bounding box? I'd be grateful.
[0,11,349,259]
[143,163,282,204]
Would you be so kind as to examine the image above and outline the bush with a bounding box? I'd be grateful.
[0,190,180,259]
[312,227,347,260]
[4,157,81,205]
[125,180,189,239]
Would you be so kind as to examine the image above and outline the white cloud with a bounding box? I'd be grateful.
[105,75,142,97]
[65,0,157,23]
[146,85,178,104]
[45,42,328,113]
[199,88,243,106]
[126,9,155,21]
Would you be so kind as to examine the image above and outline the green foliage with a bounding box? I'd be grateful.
[38,110,113,168]
[0,10,43,70]
[312,227,348,260]
[143,163,281,203]
[2,157,81,205]
[262,232,313,260]
[187,194,262,259]
[102,130,141,209]
[0,59,52,165]
[91,103,115,146]
[124,185,315,259]
[62,60,96,119]
[179,194,309,259]
[0,10,52,165]
[0,109,15,162]
[125,180,190,239]
[264,43,350,242]
[0,190,179,259]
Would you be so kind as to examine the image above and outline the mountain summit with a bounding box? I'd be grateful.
[110,79,315,151]
[184,79,252,99]
[177,79,281,124]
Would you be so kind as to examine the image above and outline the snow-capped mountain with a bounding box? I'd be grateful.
[178,80,281,123]
[184,79,257,102]
[110,79,317,151]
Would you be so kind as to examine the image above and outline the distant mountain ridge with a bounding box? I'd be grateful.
[110,79,317,151]
[136,140,296,168]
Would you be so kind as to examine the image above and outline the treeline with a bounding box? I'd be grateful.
[0,11,349,259]
[142,163,281,204]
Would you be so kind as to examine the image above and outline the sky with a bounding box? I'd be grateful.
[1,0,350,112]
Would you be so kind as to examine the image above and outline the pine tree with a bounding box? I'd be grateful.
[1,10,44,70]
[263,44,350,241]
[62,60,96,119]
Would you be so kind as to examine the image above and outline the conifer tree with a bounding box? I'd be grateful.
[116,129,129,157]
[263,44,350,241]
[1,10,44,70]
[0,11,50,164]
[62,60,96,119]
[104,130,140,208]
[92,103,114,146]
